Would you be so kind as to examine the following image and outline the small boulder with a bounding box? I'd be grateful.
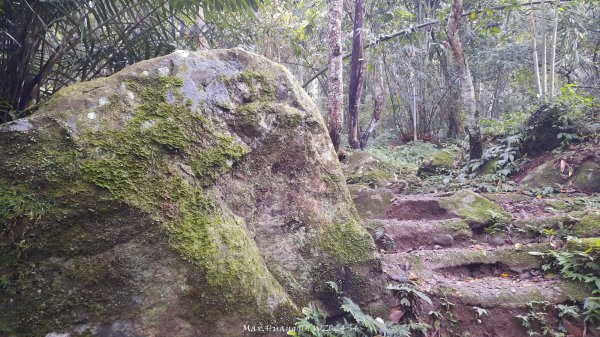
[432,234,454,247]
[438,190,512,228]
[519,160,563,188]
[344,151,397,188]
[417,150,455,177]
[573,161,600,193]
[352,188,395,219]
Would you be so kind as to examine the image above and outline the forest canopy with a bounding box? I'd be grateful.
[1,0,598,145]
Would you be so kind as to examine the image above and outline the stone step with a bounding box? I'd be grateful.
[368,218,473,251]
[382,243,551,276]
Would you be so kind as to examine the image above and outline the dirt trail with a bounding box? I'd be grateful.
[369,191,599,337]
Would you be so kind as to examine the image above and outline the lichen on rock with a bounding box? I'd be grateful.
[0,49,384,337]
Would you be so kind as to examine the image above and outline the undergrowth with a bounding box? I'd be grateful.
[530,238,600,329]
[289,282,430,337]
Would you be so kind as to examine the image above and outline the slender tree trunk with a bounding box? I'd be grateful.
[195,7,210,50]
[541,0,548,99]
[550,0,559,99]
[327,0,344,153]
[530,0,543,99]
[489,68,504,118]
[360,66,384,149]
[435,41,463,138]
[348,0,366,149]
[446,0,482,160]
[412,84,418,141]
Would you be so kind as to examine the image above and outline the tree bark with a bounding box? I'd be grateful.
[550,0,559,99]
[435,39,463,138]
[327,0,344,152]
[530,0,543,99]
[446,0,482,160]
[541,0,548,99]
[348,0,366,149]
[360,68,384,149]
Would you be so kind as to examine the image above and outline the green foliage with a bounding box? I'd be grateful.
[530,243,600,325]
[367,141,454,175]
[556,84,599,122]
[480,110,530,137]
[289,281,430,337]
[463,134,522,177]
[516,301,567,337]
[289,296,426,337]
[0,0,256,123]
[387,283,433,308]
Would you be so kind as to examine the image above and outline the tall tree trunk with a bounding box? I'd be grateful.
[446,0,482,160]
[550,0,559,99]
[412,84,418,141]
[348,0,366,149]
[541,0,548,99]
[360,66,384,149]
[327,0,344,153]
[530,0,543,99]
[435,40,463,138]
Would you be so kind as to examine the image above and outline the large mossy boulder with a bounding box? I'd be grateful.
[0,49,383,337]
[439,190,512,228]
[522,105,568,156]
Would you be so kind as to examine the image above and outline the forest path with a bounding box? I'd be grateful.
[364,191,599,337]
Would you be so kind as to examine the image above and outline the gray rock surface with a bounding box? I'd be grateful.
[0,49,384,337]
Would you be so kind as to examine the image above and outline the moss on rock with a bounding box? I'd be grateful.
[318,221,377,265]
[439,190,512,228]
[571,213,600,237]
[352,188,394,219]
[0,49,383,336]
[417,150,455,177]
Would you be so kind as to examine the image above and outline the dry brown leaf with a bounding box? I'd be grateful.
[563,318,584,337]
[389,306,406,323]
[560,159,567,173]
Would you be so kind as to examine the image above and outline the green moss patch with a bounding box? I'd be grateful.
[318,221,376,265]
[571,213,600,237]
[439,190,512,228]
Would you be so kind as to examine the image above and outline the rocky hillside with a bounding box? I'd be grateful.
[345,147,600,337]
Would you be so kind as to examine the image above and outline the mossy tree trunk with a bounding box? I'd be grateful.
[446,0,482,160]
[327,0,344,152]
[348,0,366,149]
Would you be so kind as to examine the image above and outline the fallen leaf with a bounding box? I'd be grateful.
[389,306,406,323]
[563,318,584,337]
[560,159,567,173]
